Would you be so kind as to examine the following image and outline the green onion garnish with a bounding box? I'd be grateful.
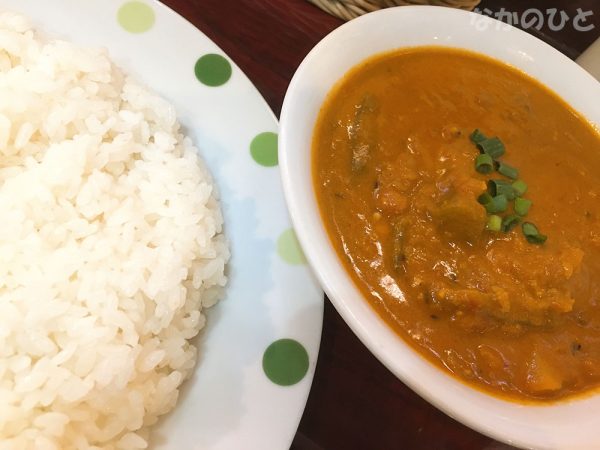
[478,192,493,205]
[487,179,504,196]
[514,198,532,216]
[486,215,502,232]
[485,195,508,214]
[496,162,519,180]
[501,215,521,233]
[470,129,487,145]
[487,180,516,200]
[475,154,494,174]
[528,235,548,245]
[512,180,528,197]
[522,222,547,245]
[479,137,505,159]
[470,130,505,159]
[470,129,545,245]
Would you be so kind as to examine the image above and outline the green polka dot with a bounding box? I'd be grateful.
[250,132,278,167]
[194,54,232,87]
[263,339,309,386]
[117,1,155,33]
[277,229,306,265]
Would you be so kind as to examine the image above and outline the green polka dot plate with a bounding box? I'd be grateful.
[5,1,323,448]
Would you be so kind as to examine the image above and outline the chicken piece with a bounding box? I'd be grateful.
[431,192,487,244]
[525,351,563,394]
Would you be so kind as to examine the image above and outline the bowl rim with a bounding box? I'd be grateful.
[279,5,600,449]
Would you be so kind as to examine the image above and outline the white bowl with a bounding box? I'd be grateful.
[279,6,600,450]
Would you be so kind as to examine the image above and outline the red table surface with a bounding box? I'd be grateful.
[160,1,600,448]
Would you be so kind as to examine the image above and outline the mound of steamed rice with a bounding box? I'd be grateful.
[0,12,229,450]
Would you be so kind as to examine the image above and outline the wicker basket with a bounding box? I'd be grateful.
[308,0,480,21]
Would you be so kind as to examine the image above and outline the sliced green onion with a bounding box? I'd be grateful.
[487,179,507,196]
[487,180,516,200]
[528,234,548,245]
[522,222,548,245]
[501,214,521,233]
[470,130,505,159]
[478,137,505,159]
[470,129,487,144]
[512,180,528,197]
[486,215,502,232]
[514,198,532,216]
[496,162,519,180]
[526,233,547,245]
[477,192,493,205]
[498,185,516,201]
[475,154,494,174]
[485,194,508,214]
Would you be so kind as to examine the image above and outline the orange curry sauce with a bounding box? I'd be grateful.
[312,47,600,401]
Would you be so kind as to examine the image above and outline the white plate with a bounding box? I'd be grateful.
[1,1,323,448]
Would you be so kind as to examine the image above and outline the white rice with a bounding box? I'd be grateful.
[0,12,229,450]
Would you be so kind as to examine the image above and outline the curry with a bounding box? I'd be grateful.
[313,47,600,401]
